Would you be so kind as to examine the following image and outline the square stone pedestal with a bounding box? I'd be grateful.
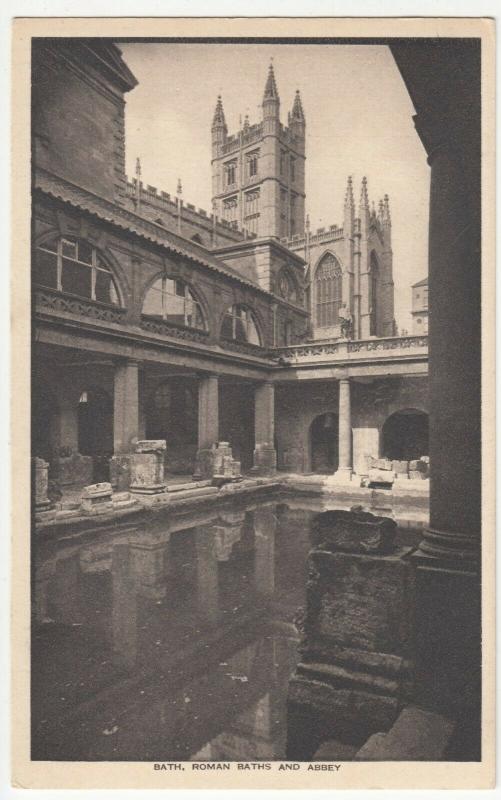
[251,443,277,476]
[129,440,166,495]
[194,442,241,482]
[287,510,415,759]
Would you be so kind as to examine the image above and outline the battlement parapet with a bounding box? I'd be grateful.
[125,179,254,242]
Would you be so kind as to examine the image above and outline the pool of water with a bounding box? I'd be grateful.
[31,495,427,761]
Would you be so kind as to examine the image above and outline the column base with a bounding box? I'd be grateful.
[251,444,277,476]
[328,468,353,484]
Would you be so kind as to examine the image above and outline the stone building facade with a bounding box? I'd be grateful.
[31,40,428,487]
[411,277,429,334]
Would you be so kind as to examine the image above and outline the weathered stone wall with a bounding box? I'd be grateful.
[275,375,428,474]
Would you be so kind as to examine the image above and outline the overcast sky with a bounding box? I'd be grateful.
[120,43,430,332]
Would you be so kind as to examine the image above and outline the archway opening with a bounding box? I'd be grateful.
[146,380,198,475]
[310,412,339,474]
[77,387,113,480]
[382,408,429,461]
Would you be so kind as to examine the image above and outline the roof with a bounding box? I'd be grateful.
[412,277,428,288]
[33,169,273,297]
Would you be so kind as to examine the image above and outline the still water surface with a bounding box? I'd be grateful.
[32,496,426,761]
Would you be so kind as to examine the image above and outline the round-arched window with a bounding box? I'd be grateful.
[35,236,120,305]
[221,304,261,345]
[142,276,206,331]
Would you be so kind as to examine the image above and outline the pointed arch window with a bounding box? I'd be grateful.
[142,276,206,331]
[315,253,342,327]
[369,252,379,336]
[221,304,261,345]
[35,235,120,305]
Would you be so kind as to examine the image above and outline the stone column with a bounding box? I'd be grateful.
[332,378,352,481]
[389,42,481,735]
[194,373,219,479]
[251,381,277,475]
[113,359,139,454]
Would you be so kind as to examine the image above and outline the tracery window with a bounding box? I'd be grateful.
[225,160,237,186]
[35,236,120,305]
[246,150,259,178]
[369,252,379,336]
[222,195,238,223]
[315,253,342,327]
[220,304,261,345]
[142,276,206,330]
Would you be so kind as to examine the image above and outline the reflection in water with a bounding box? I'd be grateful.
[31,498,425,761]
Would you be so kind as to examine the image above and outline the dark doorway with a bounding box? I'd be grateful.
[77,388,113,481]
[32,383,58,465]
[382,409,429,461]
[310,413,339,473]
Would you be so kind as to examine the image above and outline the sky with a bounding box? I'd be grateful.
[120,43,430,332]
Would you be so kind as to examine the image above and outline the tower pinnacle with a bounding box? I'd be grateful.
[344,175,354,209]
[291,89,305,121]
[359,176,369,212]
[263,61,279,101]
[383,194,391,225]
[212,95,227,133]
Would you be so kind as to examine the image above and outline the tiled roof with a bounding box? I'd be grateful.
[33,169,271,297]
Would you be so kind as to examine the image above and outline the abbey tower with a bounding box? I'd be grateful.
[211,63,395,340]
[211,63,306,239]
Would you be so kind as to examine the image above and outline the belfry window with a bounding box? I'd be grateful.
[315,253,342,327]
[221,304,261,345]
[142,276,206,331]
[35,236,119,305]
[246,150,259,179]
[225,161,237,186]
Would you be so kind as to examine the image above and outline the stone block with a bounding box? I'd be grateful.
[135,439,166,454]
[129,452,166,494]
[312,509,397,555]
[80,482,113,515]
[368,468,395,485]
[392,460,409,474]
[354,706,454,761]
[33,457,51,510]
[373,458,393,471]
[420,455,430,464]
[408,470,425,480]
[408,459,420,471]
[109,454,132,491]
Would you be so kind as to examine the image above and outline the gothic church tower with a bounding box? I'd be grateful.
[211,63,306,239]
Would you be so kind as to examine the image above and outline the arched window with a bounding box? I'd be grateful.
[315,253,342,327]
[221,304,261,345]
[35,236,120,305]
[369,252,379,336]
[142,276,206,331]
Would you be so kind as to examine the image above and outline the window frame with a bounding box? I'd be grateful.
[314,254,343,328]
[35,236,120,306]
[221,304,262,346]
[142,275,207,331]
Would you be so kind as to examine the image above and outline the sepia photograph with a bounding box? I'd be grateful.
[10,15,494,791]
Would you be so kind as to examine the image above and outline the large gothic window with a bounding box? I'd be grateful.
[142,276,206,331]
[315,253,342,327]
[369,252,379,336]
[221,304,261,345]
[35,236,120,305]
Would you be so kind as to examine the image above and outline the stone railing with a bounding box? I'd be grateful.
[282,226,345,249]
[35,288,127,324]
[139,315,210,344]
[219,337,276,360]
[272,335,428,363]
